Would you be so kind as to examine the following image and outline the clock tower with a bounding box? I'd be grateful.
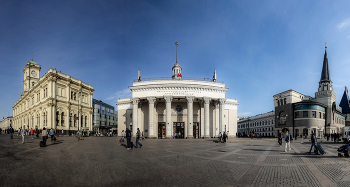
[23,59,41,96]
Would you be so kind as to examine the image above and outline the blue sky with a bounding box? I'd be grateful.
[1,0,350,120]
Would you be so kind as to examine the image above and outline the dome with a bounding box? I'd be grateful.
[28,60,37,65]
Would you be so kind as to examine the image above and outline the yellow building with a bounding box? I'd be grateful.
[12,60,94,133]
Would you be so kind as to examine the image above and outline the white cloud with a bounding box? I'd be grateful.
[338,18,350,29]
[105,88,131,101]
[238,112,252,117]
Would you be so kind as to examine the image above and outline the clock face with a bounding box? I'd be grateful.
[31,71,36,76]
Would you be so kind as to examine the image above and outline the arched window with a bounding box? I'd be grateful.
[56,112,60,126]
[277,100,280,106]
[85,116,87,127]
[69,113,72,127]
[43,112,46,126]
[284,98,287,105]
[61,112,64,126]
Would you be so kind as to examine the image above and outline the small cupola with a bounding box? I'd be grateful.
[172,42,182,80]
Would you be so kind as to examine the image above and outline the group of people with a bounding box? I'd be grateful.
[121,128,143,150]
[278,130,322,154]
[218,132,228,143]
[324,133,342,143]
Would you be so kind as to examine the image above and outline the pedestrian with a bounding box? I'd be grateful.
[125,128,132,150]
[21,126,26,143]
[10,127,14,139]
[121,130,125,142]
[142,131,145,140]
[49,128,55,141]
[308,131,319,154]
[30,128,34,139]
[218,132,222,143]
[18,128,21,136]
[62,129,64,137]
[56,129,59,137]
[42,127,48,147]
[135,128,143,148]
[278,130,282,147]
[284,131,291,152]
[222,132,227,143]
[36,129,40,138]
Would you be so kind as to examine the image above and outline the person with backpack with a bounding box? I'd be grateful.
[125,128,132,150]
[135,128,143,148]
[308,131,319,154]
[284,131,291,152]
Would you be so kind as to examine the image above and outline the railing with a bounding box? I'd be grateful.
[134,77,224,83]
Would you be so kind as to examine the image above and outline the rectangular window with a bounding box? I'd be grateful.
[312,111,316,118]
[319,112,321,118]
[323,113,325,119]
[294,112,299,118]
[303,111,308,118]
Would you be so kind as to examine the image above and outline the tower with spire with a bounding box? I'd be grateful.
[315,43,336,126]
[172,42,182,80]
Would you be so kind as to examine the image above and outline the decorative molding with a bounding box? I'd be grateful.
[203,97,211,104]
[186,96,195,103]
[147,97,156,104]
[131,98,139,105]
[164,95,173,103]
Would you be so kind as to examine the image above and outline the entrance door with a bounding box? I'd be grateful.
[158,122,165,139]
[193,122,199,138]
[173,122,184,139]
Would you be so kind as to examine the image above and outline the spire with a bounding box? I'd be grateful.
[339,86,350,113]
[320,42,331,83]
[175,41,179,64]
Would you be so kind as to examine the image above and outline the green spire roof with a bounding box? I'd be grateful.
[28,59,37,65]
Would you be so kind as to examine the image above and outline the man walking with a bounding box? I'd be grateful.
[135,128,143,148]
[284,131,291,152]
[218,132,222,143]
[49,128,55,141]
[42,127,48,146]
[121,130,125,142]
[278,130,282,147]
[10,127,14,139]
[125,128,132,150]
[30,128,34,139]
[309,131,318,154]
[21,126,26,144]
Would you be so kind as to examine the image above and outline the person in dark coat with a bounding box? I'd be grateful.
[125,128,132,150]
[308,131,319,154]
[222,132,227,143]
[278,130,282,147]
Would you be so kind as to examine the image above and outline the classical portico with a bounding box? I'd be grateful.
[116,42,239,139]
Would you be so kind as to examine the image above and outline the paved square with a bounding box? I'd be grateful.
[0,135,349,187]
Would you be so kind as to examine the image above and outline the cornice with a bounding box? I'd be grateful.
[130,85,228,93]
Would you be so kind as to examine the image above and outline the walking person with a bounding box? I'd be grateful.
[62,129,64,137]
[142,131,144,140]
[42,127,48,147]
[30,128,34,139]
[251,132,253,139]
[218,132,222,143]
[10,127,14,139]
[36,129,40,138]
[222,132,227,143]
[21,126,26,144]
[121,130,125,142]
[135,128,143,148]
[49,128,55,141]
[284,131,291,152]
[308,131,319,154]
[278,130,282,147]
[125,128,132,150]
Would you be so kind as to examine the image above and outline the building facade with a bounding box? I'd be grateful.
[0,116,13,130]
[274,46,346,138]
[12,60,94,133]
[92,99,118,134]
[116,43,239,139]
[237,111,275,137]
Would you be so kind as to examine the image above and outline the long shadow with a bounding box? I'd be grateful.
[45,140,64,147]
[120,144,127,149]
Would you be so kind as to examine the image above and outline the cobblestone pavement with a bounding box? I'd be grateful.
[0,135,349,187]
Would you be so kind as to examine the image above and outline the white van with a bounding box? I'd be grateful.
[342,126,350,143]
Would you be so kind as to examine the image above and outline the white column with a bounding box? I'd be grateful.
[200,101,204,138]
[164,95,173,138]
[131,98,139,136]
[186,96,194,139]
[219,98,226,134]
[147,97,156,138]
[203,97,211,138]
[138,102,143,134]
[215,101,220,136]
